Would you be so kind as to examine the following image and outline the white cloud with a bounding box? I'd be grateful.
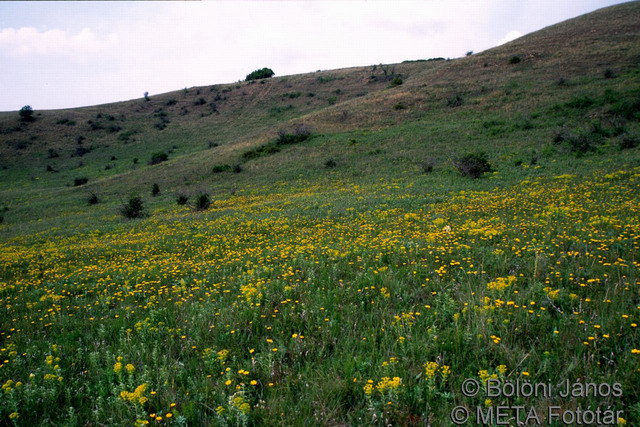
[0,26,118,59]
[497,30,523,46]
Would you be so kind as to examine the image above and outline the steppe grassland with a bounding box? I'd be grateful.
[1,168,638,424]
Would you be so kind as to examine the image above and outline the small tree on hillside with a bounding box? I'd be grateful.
[19,105,34,122]
[245,68,275,81]
[120,196,146,219]
[453,152,493,178]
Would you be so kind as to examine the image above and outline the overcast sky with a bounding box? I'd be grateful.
[0,0,623,111]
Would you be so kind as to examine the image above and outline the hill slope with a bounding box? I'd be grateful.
[0,2,640,425]
[1,2,639,234]
[0,2,639,233]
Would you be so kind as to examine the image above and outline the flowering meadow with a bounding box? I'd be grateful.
[0,167,638,424]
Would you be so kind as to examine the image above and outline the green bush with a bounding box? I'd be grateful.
[453,152,493,178]
[195,193,211,211]
[389,77,403,87]
[276,124,312,145]
[150,152,168,165]
[421,158,436,173]
[316,75,338,84]
[120,196,146,219]
[118,130,138,143]
[619,134,639,150]
[242,125,312,161]
[151,183,160,197]
[245,68,274,81]
[509,55,521,64]
[324,158,337,168]
[242,142,280,160]
[73,177,88,186]
[212,164,231,173]
[447,94,464,107]
[56,118,75,126]
[19,105,34,122]
[609,95,640,120]
[176,194,189,205]
[87,193,100,205]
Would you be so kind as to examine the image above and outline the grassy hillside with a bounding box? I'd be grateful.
[1,2,640,425]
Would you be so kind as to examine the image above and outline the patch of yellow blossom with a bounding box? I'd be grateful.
[424,361,451,381]
[119,383,148,405]
[486,276,516,291]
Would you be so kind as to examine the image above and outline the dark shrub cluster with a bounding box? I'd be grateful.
[609,95,640,121]
[19,106,34,122]
[316,75,338,84]
[118,130,138,144]
[150,152,168,165]
[276,124,312,145]
[619,134,639,150]
[153,109,170,130]
[324,158,337,168]
[194,193,211,211]
[246,68,274,81]
[243,125,312,161]
[87,193,100,205]
[73,145,92,157]
[509,55,521,64]
[151,183,160,197]
[88,120,105,131]
[283,92,302,99]
[453,152,493,178]
[421,158,436,173]
[56,118,76,126]
[388,77,403,87]
[269,105,294,116]
[73,177,89,186]
[242,143,281,160]
[212,164,231,173]
[553,130,600,154]
[120,196,146,219]
[176,194,189,205]
[447,94,464,107]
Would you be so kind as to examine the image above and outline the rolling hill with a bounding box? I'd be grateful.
[0,2,639,425]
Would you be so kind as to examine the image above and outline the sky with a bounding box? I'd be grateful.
[0,0,624,111]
